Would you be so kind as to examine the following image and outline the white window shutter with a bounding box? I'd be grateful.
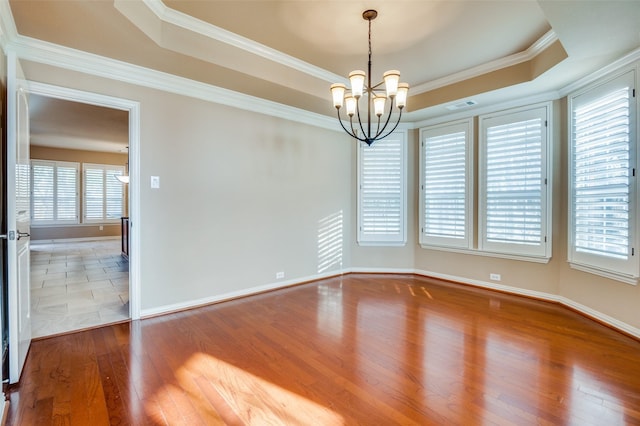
[83,163,124,223]
[358,131,407,246]
[420,119,472,248]
[31,160,79,225]
[479,104,550,257]
[569,70,637,278]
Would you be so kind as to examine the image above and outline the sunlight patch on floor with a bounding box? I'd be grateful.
[148,352,344,425]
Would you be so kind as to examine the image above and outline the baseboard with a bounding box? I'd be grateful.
[30,236,120,244]
[140,269,345,319]
[413,268,640,340]
[140,266,640,341]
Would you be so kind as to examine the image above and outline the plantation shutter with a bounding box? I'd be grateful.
[31,160,79,224]
[83,164,124,222]
[480,106,549,257]
[32,162,54,222]
[358,132,406,245]
[569,70,637,278]
[421,120,471,248]
[57,165,79,221]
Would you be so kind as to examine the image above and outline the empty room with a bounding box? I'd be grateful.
[0,1,639,425]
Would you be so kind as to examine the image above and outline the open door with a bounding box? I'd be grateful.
[6,52,31,384]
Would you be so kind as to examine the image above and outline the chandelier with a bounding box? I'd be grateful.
[330,10,409,146]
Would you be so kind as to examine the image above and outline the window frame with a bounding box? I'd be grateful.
[419,118,474,249]
[567,68,638,283]
[82,162,125,224]
[478,102,552,259]
[30,159,80,226]
[357,130,408,246]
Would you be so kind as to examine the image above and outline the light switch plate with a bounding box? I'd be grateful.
[151,176,160,188]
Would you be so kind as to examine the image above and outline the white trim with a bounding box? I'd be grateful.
[418,244,551,264]
[559,47,640,97]
[412,269,640,340]
[30,236,120,244]
[412,30,559,95]
[140,270,345,318]
[569,262,638,286]
[142,267,640,340]
[26,82,142,321]
[6,35,339,132]
[410,90,559,129]
[141,0,345,85]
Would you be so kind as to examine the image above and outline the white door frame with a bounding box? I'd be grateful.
[27,81,141,320]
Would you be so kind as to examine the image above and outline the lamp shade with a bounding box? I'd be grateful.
[345,95,357,116]
[330,83,346,108]
[349,70,366,98]
[373,94,386,117]
[396,83,409,108]
[383,70,400,97]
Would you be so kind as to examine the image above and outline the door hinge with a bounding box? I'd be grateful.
[544,236,547,242]
[633,88,636,97]
[545,120,548,127]
[632,248,635,256]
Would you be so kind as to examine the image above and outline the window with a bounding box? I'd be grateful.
[357,131,407,246]
[420,119,473,249]
[83,163,125,223]
[31,160,79,225]
[479,104,551,258]
[569,70,637,281]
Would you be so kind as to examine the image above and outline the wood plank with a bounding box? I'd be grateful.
[6,274,640,425]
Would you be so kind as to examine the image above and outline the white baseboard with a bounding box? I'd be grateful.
[31,236,120,244]
[141,267,640,341]
[413,268,640,340]
[140,269,344,318]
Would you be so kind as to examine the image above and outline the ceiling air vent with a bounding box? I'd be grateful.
[446,100,478,111]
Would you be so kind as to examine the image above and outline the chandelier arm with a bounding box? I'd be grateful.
[373,100,396,140]
[354,97,368,140]
[336,111,356,139]
[376,108,404,141]
[349,115,369,143]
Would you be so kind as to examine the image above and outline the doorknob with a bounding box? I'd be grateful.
[16,231,30,240]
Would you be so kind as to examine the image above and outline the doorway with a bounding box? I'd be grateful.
[26,82,140,336]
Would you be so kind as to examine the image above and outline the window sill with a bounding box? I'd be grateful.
[420,244,551,264]
[358,241,407,248]
[569,262,638,286]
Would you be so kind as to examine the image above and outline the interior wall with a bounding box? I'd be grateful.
[29,146,127,241]
[21,60,353,313]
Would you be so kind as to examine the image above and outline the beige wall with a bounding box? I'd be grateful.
[22,60,353,312]
[29,146,128,240]
[20,58,640,332]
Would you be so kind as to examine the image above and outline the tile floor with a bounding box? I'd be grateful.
[30,239,130,338]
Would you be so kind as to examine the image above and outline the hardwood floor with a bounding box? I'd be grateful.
[5,274,640,425]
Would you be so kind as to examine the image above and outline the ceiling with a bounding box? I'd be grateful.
[6,0,640,151]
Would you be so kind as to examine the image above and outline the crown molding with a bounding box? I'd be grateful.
[559,47,640,97]
[5,33,341,132]
[141,0,346,85]
[412,30,559,95]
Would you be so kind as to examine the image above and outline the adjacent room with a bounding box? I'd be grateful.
[0,0,639,424]
[28,95,130,338]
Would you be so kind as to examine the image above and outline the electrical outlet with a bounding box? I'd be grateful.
[276,271,285,279]
[490,273,501,281]
[99,225,103,231]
